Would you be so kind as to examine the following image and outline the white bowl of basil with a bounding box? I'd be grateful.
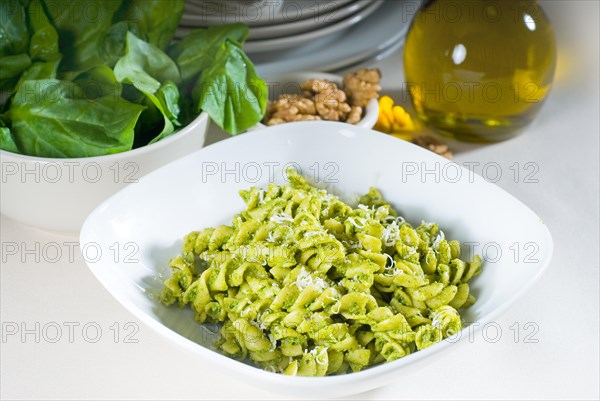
[0,0,267,233]
[1,111,209,233]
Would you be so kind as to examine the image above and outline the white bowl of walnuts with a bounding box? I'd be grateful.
[262,70,380,129]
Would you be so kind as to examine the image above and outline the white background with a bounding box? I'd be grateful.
[1,1,599,400]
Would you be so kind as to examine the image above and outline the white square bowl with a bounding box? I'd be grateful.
[80,121,553,398]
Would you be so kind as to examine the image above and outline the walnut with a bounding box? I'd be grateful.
[263,70,381,126]
[343,68,382,107]
[346,106,363,124]
[412,135,453,159]
[301,79,352,121]
[302,90,313,99]
[301,79,337,95]
[264,94,320,126]
[293,114,321,122]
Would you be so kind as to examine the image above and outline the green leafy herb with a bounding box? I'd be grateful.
[73,65,121,99]
[155,81,181,125]
[114,31,181,143]
[193,39,267,135]
[0,0,31,97]
[0,0,29,57]
[0,54,32,87]
[42,0,122,73]
[6,79,145,157]
[12,0,62,92]
[0,127,19,153]
[148,81,182,143]
[0,117,19,153]
[169,23,249,84]
[27,0,60,61]
[114,0,184,51]
[114,31,180,93]
[100,21,130,67]
[1,0,266,157]
[14,58,60,90]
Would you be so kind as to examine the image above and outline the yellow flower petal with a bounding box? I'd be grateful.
[378,96,394,110]
[382,107,394,124]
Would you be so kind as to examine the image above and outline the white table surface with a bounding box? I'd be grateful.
[1,2,598,400]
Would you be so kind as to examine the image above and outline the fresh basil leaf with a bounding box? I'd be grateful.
[11,0,62,93]
[0,54,31,110]
[15,58,60,91]
[0,117,20,153]
[193,39,266,135]
[0,126,20,153]
[0,0,30,107]
[42,0,122,72]
[129,80,182,147]
[114,32,181,144]
[101,0,184,65]
[0,54,31,84]
[137,84,176,146]
[0,0,29,57]
[27,0,60,61]
[114,31,180,94]
[74,65,121,99]
[130,93,164,148]
[148,80,181,144]
[100,21,130,67]
[156,81,181,126]
[169,24,249,84]
[6,79,145,157]
[114,0,184,51]
[155,80,180,125]
[127,81,179,148]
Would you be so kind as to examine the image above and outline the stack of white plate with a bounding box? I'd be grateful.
[177,0,421,75]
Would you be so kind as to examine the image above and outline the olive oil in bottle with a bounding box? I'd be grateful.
[404,0,556,142]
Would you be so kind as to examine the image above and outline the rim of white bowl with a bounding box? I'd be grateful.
[0,111,209,163]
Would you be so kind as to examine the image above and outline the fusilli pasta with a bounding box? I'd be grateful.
[160,170,483,376]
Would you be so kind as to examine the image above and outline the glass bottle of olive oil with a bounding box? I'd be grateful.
[404,0,556,142]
